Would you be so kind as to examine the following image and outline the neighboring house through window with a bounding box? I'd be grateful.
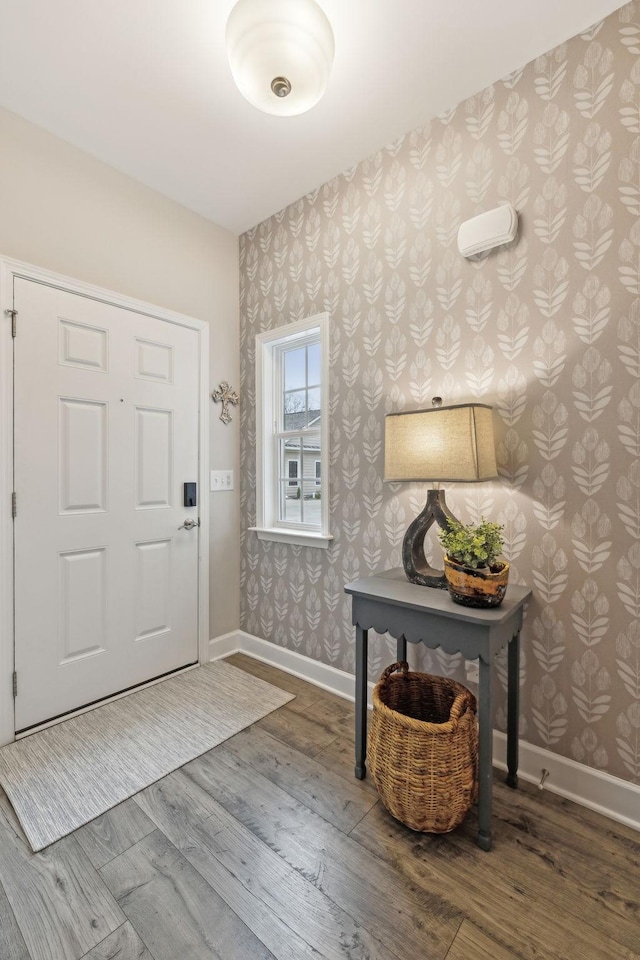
[252,313,331,548]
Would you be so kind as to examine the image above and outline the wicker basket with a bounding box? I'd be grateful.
[368,661,478,833]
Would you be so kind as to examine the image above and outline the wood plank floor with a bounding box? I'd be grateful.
[0,653,639,960]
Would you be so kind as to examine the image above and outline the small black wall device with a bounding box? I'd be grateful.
[183,482,197,507]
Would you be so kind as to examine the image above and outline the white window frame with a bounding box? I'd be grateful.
[251,313,331,548]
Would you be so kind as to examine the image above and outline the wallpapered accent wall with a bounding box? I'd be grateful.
[239,1,640,785]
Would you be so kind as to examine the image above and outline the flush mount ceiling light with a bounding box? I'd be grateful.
[226,0,335,117]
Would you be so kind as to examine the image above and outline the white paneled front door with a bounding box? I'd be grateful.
[14,278,201,730]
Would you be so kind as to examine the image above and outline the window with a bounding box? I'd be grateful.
[252,313,331,548]
[288,460,299,486]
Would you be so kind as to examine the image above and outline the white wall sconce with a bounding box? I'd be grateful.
[457,203,518,258]
[226,0,335,117]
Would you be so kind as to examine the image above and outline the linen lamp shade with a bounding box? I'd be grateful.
[384,403,498,484]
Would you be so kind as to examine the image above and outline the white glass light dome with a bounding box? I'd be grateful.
[226,0,335,117]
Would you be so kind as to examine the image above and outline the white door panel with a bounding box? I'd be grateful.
[14,279,200,730]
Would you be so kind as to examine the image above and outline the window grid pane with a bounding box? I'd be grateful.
[277,433,322,525]
[281,339,321,431]
[280,480,302,523]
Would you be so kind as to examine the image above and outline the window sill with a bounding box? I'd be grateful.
[249,527,333,549]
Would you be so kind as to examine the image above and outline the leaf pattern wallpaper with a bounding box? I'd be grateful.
[239,2,640,786]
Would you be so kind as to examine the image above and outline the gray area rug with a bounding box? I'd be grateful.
[0,660,294,851]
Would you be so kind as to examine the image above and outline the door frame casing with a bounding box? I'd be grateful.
[0,256,210,746]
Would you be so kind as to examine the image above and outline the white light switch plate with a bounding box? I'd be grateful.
[210,470,234,491]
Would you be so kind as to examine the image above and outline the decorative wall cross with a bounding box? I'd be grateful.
[212,381,239,424]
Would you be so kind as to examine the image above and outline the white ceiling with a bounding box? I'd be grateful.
[0,0,626,235]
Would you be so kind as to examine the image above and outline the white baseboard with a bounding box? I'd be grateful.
[492,732,640,832]
[210,630,640,835]
[210,630,370,703]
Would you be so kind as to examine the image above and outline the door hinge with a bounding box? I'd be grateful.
[11,492,16,518]
[5,309,17,337]
[12,672,17,698]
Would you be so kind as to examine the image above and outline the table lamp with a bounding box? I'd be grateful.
[384,398,498,588]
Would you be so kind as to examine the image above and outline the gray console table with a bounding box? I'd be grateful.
[345,568,531,851]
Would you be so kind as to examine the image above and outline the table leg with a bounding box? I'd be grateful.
[396,635,407,663]
[477,657,493,851]
[355,625,368,780]
[506,629,520,789]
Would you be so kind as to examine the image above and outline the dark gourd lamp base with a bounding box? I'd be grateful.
[401,488,459,589]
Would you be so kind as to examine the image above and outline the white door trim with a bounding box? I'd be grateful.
[0,256,210,746]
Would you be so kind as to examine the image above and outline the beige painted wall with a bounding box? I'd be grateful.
[0,105,240,638]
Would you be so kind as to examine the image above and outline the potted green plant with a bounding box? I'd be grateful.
[438,518,509,608]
